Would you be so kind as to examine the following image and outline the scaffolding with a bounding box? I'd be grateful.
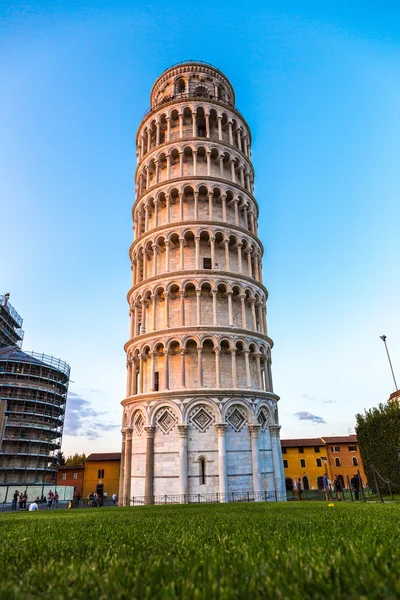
[0,347,70,485]
[0,294,24,348]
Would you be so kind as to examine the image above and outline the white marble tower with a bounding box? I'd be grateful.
[119,61,285,503]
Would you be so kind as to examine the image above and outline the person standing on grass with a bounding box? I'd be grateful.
[47,490,54,509]
[294,478,302,501]
[54,491,59,507]
[351,474,360,500]
[333,476,341,501]
[112,492,118,506]
[12,490,19,511]
[103,491,108,505]
[323,473,330,501]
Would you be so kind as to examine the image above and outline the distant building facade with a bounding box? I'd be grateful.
[82,453,120,498]
[0,294,70,485]
[57,464,85,499]
[281,435,366,490]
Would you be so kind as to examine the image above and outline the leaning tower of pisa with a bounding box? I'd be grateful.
[120,61,285,503]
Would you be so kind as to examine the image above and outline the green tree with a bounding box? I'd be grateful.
[57,451,66,466]
[65,453,87,466]
[356,402,400,493]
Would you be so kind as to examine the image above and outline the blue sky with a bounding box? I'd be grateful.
[2,2,400,455]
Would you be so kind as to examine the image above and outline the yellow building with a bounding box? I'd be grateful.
[281,436,366,491]
[83,453,121,498]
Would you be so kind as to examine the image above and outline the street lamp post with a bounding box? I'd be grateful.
[380,335,398,391]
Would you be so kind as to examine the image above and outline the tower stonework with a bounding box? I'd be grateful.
[120,61,285,503]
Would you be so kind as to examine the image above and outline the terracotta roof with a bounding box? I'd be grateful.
[86,452,121,461]
[321,435,357,444]
[281,438,323,448]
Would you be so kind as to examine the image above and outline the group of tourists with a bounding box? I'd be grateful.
[293,473,362,501]
[11,490,60,511]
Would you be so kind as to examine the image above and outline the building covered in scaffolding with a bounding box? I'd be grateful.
[0,295,70,485]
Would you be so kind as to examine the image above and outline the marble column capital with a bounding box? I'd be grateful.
[144,426,156,438]
[215,423,227,436]
[248,424,261,438]
[177,425,189,438]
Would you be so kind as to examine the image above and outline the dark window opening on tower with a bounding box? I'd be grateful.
[203,258,212,269]
[199,457,206,485]
[154,371,159,392]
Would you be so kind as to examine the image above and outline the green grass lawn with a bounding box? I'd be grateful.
[0,502,399,599]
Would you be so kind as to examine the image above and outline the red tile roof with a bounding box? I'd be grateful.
[281,438,323,447]
[86,452,121,461]
[281,435,358,447]
[321,435,358,444]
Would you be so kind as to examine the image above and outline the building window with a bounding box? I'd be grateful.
[281,447,287,454]
[332,446,340,452]
[314,447,320,453]
[203,257,212,269]
[61,473,66,480]
[73,472,78,480]
[335,458,341,467]
[283,460,288,469]
[348,445,357,452]
[98,469,105,479]
[199,457,206,485]
[298,447,304,454]
[352,457,358,466]
[154,371,159,392]
[316,458,322,467]
[300,459,306,468]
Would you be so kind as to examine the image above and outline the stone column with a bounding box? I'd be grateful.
[180,350,186,388]
[219,155,224,178]
[224,240,230,271]
[178,425,189,499]
[131,359,137,395]
[237,243,243,272]
[140,299,146,333]
[227,291,233,325]
[152,245,157,277]
[217,116,222,141]
[179,238,184,269]
[246,250,252,277]
[166,155,171,180]
[240,294,247,329]
[270,425,285,500]
[205,113,210,137]
[196,289,201,325]
[208,192,213,220]
[244,350,251,389]
[195,236,200,269]
[180,290,185,325]
[192,111,197,137]
[163,349,169,390]
[119,430,126,502]
[234,199,239,225]
[249,424,261,494]
[123,428,133,505]
[179,151,184,177]
[230,160,236,183]
[144,426,156,503]
[166,116,171,142]
[231,349,237,387]
[126,361,132,397]
[164,292,170,328]
[210,236,215,268]
[193,149,197,176]
[134,304,139,337]
[156,121,160,145]
[151,294,156,331]
[255,353,262,390]
[149,351,155,391]
[165,240,170,272]
[216,424,228,500]
[215,348,220,388]
[132,260,137,287]
[129,309,135,339]
[250,298,257,330]
[221,194,227,221]
[206,150,211,176]
[139,354,144,393]
[212,289,217,325]
[179,113,183,138]
[194,192,199,219]
[228,121,233,145]
[179,192,184,221]
[197,348,203,387]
